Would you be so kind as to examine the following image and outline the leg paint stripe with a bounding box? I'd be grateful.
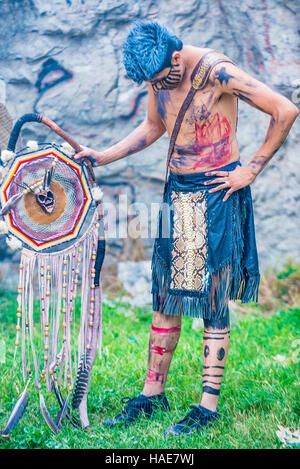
[203,365,225,369]
[217,347,225,361]
[151,325,181,334]
[202,380,222,386]
[202,386,220,396]
[203,337,226,340]
[146,368,164,384]
[149,344,170,355]
[203,374,223,377]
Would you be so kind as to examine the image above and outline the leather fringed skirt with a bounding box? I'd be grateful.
[151,159,260,319]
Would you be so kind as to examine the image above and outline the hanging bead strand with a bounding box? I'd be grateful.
[86,240,97,352]
[44,262,51,389]
[13,260,24,376]
[62,256,69,388]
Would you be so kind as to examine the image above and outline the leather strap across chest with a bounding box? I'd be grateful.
[163,49,233,193]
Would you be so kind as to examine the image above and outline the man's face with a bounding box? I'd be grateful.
[149,61,184,93]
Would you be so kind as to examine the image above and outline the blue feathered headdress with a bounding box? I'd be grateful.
[122,21,183,84]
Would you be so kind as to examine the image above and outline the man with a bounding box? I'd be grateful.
[75,21,299,436]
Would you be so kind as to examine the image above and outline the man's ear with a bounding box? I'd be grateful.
[171,51,181,65]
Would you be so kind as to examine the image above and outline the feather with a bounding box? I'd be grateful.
[55,392,71,429]
[52,378,64,408]
[13,181,34,194]
[39,392,60,434]
[42,168,53,191]
[1,381,30,437]
[42,169,49,190]
[1,176,44,216]
[52,379,81,429]
[72,352,92,409]
[0,192,23,216]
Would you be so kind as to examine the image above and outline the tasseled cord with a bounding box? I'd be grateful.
[12,212,103,393]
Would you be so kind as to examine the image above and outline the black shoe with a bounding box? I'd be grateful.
[164,405,219,436]
[102,392,170,428]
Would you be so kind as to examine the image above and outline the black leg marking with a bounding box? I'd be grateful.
[203,374,223,378]
[203,365,224,369]
[202,380,222,386]
[203,309,230,330]
[217,347,225,361]
[202,386,220,396]
[204,345,210,357]
[203,336,226,340]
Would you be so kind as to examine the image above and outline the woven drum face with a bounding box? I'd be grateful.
[0,146,93,251]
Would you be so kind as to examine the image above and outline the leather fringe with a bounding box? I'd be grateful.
[151,247,260,320]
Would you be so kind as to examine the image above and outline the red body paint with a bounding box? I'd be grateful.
[171,110,232,171]
[146,368,164,384]
[192,113,231,169]
[149,344,170,355]
[151,325,181,334]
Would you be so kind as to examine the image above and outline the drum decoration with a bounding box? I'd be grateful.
[0,114,105,435]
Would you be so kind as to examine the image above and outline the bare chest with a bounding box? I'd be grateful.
[156,86,218,132]
[156,87,237,143]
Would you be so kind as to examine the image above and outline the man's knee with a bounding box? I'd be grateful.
[203,302,230,330]
[152,310,181,328]
[150,311,181,350]
[203,314,230,331]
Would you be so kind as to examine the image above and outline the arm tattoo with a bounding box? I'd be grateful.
[248,154,272,176]
[125,136,147,157]
[215,66,234,85]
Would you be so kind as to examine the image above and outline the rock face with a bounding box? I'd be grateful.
[0,0,299,277]
[118,260,152,306]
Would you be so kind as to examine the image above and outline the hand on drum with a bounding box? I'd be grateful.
[74,146,100,166]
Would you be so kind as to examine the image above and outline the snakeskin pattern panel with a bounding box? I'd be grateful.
[170,190,208,291]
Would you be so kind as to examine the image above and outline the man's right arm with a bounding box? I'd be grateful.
[74,84,166,165]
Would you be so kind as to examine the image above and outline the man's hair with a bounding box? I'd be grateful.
[123,21,183,84]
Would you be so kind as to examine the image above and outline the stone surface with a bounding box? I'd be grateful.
[118,260,152,306]
[0,0,299,281]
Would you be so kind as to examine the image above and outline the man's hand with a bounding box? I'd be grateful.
[74,146,100,166]
[204,165,256,202]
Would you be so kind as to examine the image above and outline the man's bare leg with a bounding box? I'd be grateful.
[200,312,230,412]
[163,304,230,436]
[142,310,182,396]
[102,310,180,427]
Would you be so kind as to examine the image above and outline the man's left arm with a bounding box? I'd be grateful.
[205,62,299,201]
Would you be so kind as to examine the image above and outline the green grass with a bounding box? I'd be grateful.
[0,292,299,449]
